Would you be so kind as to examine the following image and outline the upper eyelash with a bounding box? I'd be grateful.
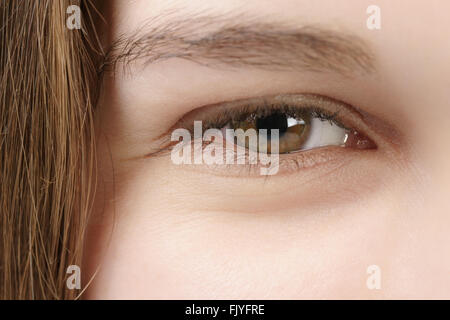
[199,102,348,132]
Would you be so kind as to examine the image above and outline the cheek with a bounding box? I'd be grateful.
[83,154,417,299]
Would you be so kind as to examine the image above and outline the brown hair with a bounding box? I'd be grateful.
[0,0,103,299]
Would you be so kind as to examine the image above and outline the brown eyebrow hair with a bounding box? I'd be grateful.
[102,13,375,76]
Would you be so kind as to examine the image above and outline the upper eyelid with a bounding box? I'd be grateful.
[173,93,361,132]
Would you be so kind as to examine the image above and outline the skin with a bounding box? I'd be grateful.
[83,0,450,299]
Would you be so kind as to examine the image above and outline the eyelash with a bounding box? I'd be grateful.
[200,103,348,132]
[174,94,358,134]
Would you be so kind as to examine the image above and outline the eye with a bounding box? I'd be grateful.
[150,93,378,176]
[223,108,356,154]
[204,94,376,155]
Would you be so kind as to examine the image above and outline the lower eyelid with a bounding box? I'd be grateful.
[172,138,372,178]
[169,147,382,214]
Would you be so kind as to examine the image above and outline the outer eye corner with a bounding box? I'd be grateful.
[344,129,377,150]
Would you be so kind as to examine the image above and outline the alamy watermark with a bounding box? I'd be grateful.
[366,264,381,290]
[366,5,381,30]
[66,5,81,30]
[171,121,280,175]
[66,265,81,290]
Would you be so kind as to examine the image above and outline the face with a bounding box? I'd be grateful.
[83,0,450,299]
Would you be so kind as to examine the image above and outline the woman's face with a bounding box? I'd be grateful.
[83,0,450,299]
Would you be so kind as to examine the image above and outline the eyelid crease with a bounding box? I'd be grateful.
[185,101,347,133]
[167,93,359,137]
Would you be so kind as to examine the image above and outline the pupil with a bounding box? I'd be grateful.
[256,112,288,137]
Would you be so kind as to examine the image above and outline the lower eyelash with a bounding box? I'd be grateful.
[170,137,366,178]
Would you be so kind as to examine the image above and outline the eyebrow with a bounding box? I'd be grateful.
[103,14,375,76]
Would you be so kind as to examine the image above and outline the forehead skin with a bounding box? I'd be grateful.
[84,0,450,299]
